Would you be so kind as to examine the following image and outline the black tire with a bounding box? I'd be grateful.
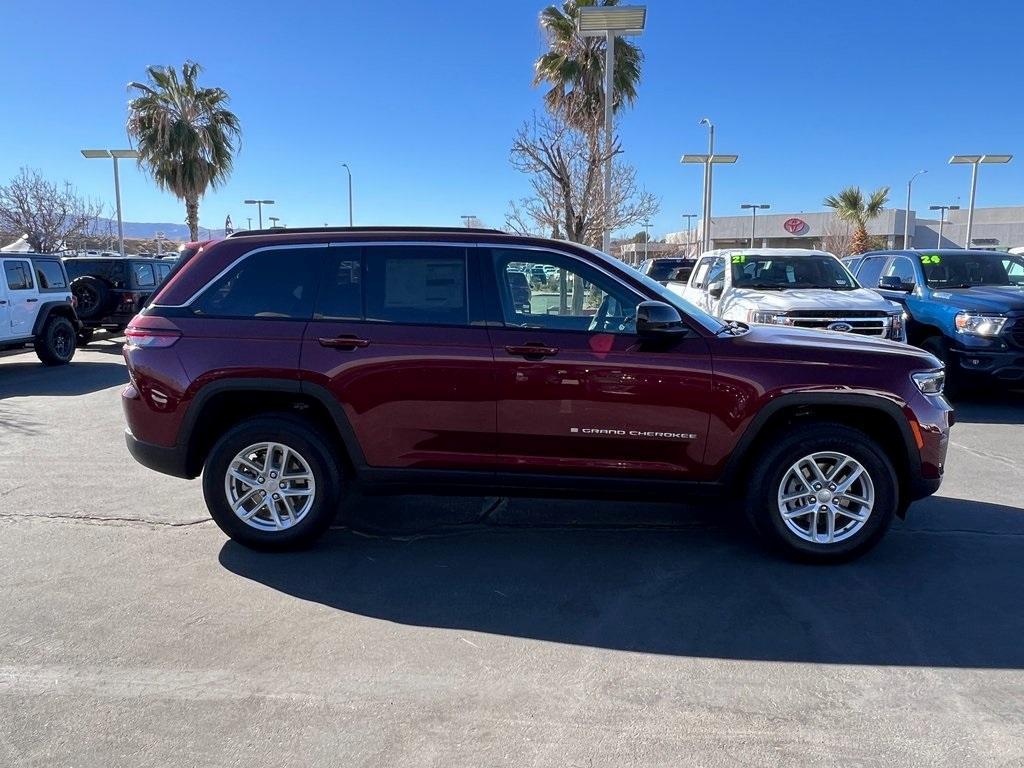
[70,276,111,321]
[76,328,95,346]
[745,423,898,563]
[921,336,966,398]
[33,315,77,366]
[202,415,343,551]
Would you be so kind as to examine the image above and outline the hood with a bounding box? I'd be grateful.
[927,285,1024,313]
[739,325,938,364]
[728,287,897,312]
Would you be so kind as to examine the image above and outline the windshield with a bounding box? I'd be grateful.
[731,253,858,290]
[920,251,1024,288]
[645,259,690,280]
[580,245,728,333]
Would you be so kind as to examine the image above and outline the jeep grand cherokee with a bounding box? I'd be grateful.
[121,227,953,561]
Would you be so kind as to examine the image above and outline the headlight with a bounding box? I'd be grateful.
[888,311,905,340]
[747,310,786,324]
[954,312,1007,336]
[912,370,945,395]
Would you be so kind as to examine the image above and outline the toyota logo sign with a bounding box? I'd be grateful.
[784,217,808,235]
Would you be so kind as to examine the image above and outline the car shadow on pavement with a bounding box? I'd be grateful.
[219,494,1024,668]
[951,389,1024,425]
[0,360,127,399]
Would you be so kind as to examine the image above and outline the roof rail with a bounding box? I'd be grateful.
[227,225,506,239]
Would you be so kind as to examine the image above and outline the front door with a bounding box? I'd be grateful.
[2,259,37,337]
[485,247,714,480]
[300,244,496,470]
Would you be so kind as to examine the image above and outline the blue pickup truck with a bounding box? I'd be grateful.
[844,249,1024,394]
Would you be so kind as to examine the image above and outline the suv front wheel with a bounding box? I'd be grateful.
[745,423,898,562]
[202,415,343,550]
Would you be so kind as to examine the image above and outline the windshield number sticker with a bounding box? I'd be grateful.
[731,254,746,264]
[921,254,942,264]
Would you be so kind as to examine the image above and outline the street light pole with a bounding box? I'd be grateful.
[341,163,353,226]
[81,149,139,257]
[740,204,770,247]
[577,5,647,254]
[949,154,1012,248]
[243,199,274,229]
[681,151,738,253]
[929,204,958,249]
[642,220,652,261]
[904,169,927,248]
[681,213,697,257]
[700,118,715,252]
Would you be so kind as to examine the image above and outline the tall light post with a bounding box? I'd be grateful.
[740,203,770,247]
[243,199,274,229]
[460,215,477,228]
[642,220,652,261]
[340,163,353,226]
[268,216,281,229]
[949,154,1012,248]
[929,204,960,249]
[681,151,738,252]
[681,213,698,256]
[246,217,253,230]
[81,149,140,257]
[577,5,647,254]
[904,169,927,248]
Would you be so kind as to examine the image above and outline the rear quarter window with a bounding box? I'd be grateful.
[33,260,68,290]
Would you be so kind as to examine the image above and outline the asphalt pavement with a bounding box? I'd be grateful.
[1,342,1023,767]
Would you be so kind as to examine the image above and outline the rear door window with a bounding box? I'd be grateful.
[315,250,363,320]
[191,247,321,319]
[363,246,468,326]
[856,256,888,289]
[34,260,67,289]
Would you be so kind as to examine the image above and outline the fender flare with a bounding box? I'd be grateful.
[31,301,81,336]
[720,392,921,484]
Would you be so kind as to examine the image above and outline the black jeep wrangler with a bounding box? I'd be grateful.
[62,257,173,343]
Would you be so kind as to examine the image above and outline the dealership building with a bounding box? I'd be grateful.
[628,205,1024,259]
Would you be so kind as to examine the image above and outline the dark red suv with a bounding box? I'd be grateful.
[122,227,953,561]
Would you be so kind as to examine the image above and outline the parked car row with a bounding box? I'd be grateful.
[119,226,952,563]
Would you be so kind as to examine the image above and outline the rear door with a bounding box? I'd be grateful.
[299,243,496,470]
[485,246,714,479]
[2,259,37,337]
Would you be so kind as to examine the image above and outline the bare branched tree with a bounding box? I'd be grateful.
[505,111,658,247]
[817,215,855,257]
[0,168,103,253]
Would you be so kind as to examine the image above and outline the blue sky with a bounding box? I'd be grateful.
[2,0,1022,240]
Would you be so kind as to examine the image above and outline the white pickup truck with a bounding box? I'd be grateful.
[668,248,906,341]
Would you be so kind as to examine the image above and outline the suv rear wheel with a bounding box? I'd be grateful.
[745,423,898,562]
[34,315,77,366]
[202,415,343,550]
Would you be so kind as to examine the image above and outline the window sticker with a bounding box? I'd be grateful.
[731,254,746,264]
[921,254,942,264]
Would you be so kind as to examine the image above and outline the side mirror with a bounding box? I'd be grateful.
[635,301,688,338]
[707,280,725,299]
[878,275,914,292]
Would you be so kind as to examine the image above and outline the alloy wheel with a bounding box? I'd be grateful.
[224,442,317,532]
[776,451,875,544]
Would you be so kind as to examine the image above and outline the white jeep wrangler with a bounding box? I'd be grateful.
[669,248,905,341]
[1,254,80,365]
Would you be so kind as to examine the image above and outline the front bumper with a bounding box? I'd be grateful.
[950,346,1024,382]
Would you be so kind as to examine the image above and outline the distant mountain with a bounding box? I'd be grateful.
[94,219,227,241]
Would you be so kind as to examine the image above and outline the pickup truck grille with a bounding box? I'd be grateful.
[782,310,891,337]
[1010,319,1024,349]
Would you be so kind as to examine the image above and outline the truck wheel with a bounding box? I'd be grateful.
[202,415,343,551]
[745,423,898,563]
[34,315,77,366]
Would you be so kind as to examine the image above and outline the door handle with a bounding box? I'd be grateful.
[0,300,6,305]
[318,335,370,350]
[505,343,559,360]
[26,298,39,303]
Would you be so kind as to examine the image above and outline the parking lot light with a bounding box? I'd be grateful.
[740,203,770,247]
[681,151,738,251]
[243,199,275,230]
[80,148,140,257]
[949,154,1012,247]
[905,170,927,248]
[929,204,960,248]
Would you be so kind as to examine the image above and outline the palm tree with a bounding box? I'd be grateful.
[126,62,241,241]
[533,0,643,127]
[823,186,890,255]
